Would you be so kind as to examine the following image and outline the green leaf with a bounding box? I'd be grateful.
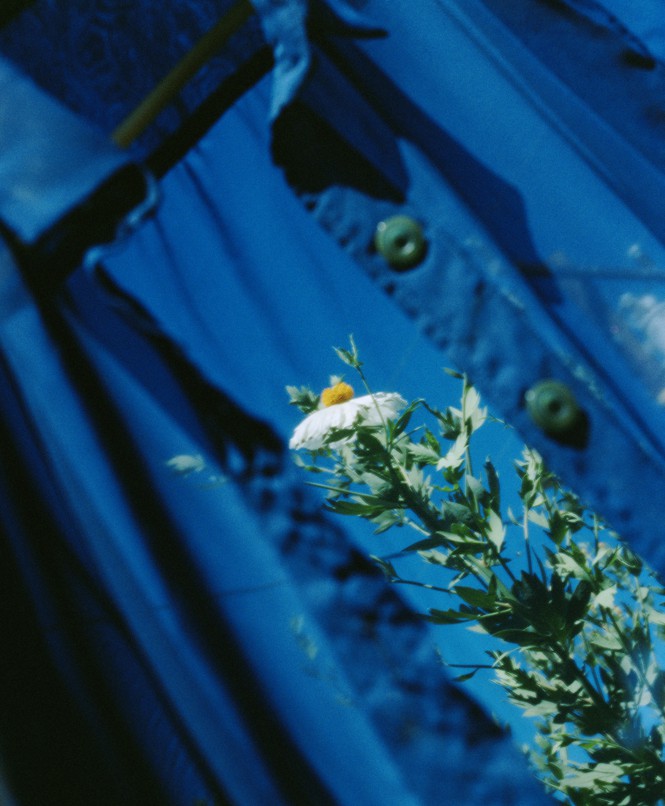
[462,385,486,433]
[523,700,561,719]
[566,580,592,628]
[547,509,571,546]
[512,572,546,607]
[292,453,326,473]
[421,401,461,440]
[465,474,485,501]
[370,555,398,580]
[441,501,476,526]
[549,549,589,580]
[563,763,625,790]
[592,585,617,610]
[484,458,501,512]
[423,427,441,453]
[389,402,419,440]
[527,509,549,529]
[418,549,449,566]
[618,545,643,574]
[438,529,487,551]
[285,384,320,414]
[403,535,446,553]
[371,510,404,534]
[485,509,505,552]
[333,334,361,368]
[322,426,357,444]
[445,540,490,555]
[323,500,371,516]
[455,585,496,610]
[647,609,665,627]
[451,668,481,682]
[490,627,550,647]
[649,672,665,710]
[437,434,467,470]
[407,442,441,465]
[590,632,624,652]
[550,571,567,611]
[426,608,476,625]
[354,429,385,453]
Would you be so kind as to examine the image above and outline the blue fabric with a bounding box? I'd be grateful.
[0,57,547,806]
[254,0,665,566]
[561,0,665,61]
[0,129,548,806]
[97,68,542,747]
[4,0,665,802]
[0,0,267,160]
[253,0,384,119]
[0,244,420,805]
[0,57,135,245]
[252,0,309,118]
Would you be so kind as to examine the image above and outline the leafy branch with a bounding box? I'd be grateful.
[289,342,665,805]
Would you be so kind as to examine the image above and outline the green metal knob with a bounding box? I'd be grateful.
[374,215,427,270]
[525,380,581,436]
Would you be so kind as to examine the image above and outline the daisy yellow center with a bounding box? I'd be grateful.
[320,382,354,407]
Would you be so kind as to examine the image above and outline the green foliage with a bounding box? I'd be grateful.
[285,384,320,414]
[289,343,665,805]
[333,333,362,370]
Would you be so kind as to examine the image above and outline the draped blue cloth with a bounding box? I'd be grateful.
[0,14,547,805]
[2,0,665,803]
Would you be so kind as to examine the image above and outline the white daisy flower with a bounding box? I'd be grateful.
[289,381,407,450]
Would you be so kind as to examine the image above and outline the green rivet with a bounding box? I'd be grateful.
[374,215,426,270]
[525,380,581,436]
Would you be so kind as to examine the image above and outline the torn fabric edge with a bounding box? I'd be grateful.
[252,0,384,120]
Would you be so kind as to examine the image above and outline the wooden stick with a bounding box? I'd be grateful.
[112,0,255,148]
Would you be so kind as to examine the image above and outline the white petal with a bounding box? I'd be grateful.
[289,392,406,450]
